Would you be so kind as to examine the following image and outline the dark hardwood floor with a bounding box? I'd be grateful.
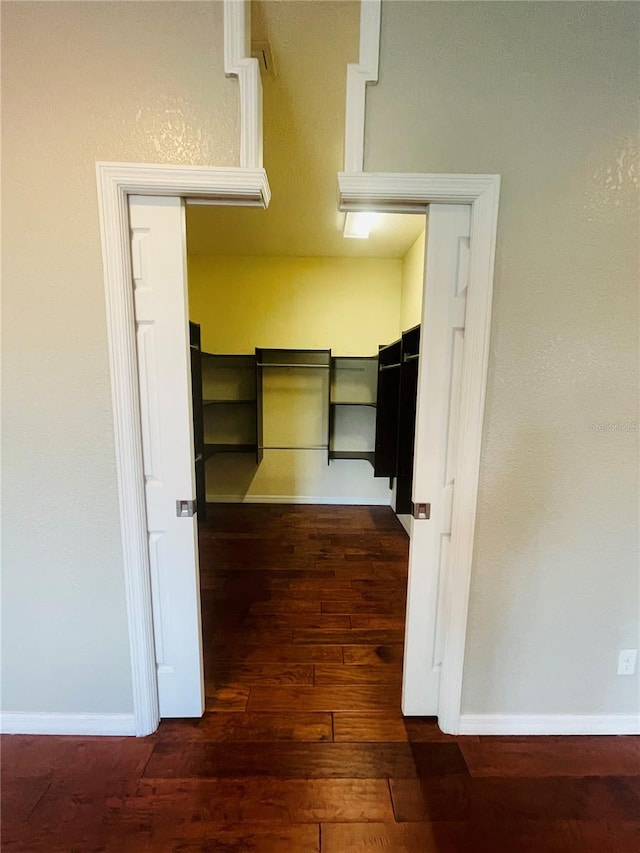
[2,504,639,851]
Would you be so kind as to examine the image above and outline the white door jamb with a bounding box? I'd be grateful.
[96,163,269,736]
[341,0,500,737]
[338,171,500,735]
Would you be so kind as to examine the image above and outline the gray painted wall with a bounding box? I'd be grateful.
[3,0,638,721]
[2,1,239,714]
[366,1,639,715]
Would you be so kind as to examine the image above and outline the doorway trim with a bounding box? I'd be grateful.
[339,171,500,734]
[96,162,269,735]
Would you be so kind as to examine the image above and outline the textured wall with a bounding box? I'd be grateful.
[366,1,639,715]
[1,1,239,713]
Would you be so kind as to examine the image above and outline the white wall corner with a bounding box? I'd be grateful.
[344,0,382,173]
[224,0,263,170]
[458,714,640,736]
[1,713,137,737]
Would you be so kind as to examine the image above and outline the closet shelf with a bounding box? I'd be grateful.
[201,352,254,360]
[330,401,376,408]
[257,347,331,372]
[329,450,376,466]
[204,442,257,458]
[260,445,328,451]
[203,399,256,405]
[257,362,330,370]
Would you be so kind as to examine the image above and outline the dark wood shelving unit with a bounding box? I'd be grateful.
[373,340,402,478]
[191,343,387,491]
[189,322,207,521]
[328,355,378,467]
[200,351,261,464]
[372,326,421,513]
[256,348,331,455]
[396,325,421,514]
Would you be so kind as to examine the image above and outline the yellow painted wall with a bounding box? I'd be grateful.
[400,230,426,331]
[188,255,402,356]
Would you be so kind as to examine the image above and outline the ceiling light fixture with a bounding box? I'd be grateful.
[343,211,382,239]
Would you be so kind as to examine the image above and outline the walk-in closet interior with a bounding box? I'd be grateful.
[179,0,430,534]
[186,213,427,530]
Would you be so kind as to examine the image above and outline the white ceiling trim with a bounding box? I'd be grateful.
[344,0,381,173]
[224,0,263,169]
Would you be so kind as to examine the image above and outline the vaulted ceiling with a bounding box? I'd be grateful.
[186,0,424,259]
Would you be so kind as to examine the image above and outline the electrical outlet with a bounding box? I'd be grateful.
[617,649,638,676]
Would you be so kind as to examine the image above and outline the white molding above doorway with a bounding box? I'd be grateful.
[344,0,381,172]
[224,0,263,169]
[339,171,501,735]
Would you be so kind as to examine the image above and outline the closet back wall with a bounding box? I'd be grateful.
[188,255,402,355]
[187,254,402,504]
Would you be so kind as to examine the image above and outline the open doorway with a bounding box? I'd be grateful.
[183,205,427,714]
[113,0,497,734]
[161,0,432,720]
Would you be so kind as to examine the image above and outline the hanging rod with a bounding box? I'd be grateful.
[379,363,401,372]
[260,445,329,451]
[404,353,420,362]
[257,362,330,369]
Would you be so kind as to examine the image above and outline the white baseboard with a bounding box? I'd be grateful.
[458,713,640,736]
[1,712,137,736]
[205,494,392,506]
[396,514,413,536]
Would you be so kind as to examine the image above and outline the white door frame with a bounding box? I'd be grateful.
[341,1,500,733]
[96,0,497,739]
[97,164,497,738]
[339,171,500,734]
[96,163,270,735]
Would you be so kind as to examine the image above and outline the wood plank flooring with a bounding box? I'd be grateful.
[2,504,639,852]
